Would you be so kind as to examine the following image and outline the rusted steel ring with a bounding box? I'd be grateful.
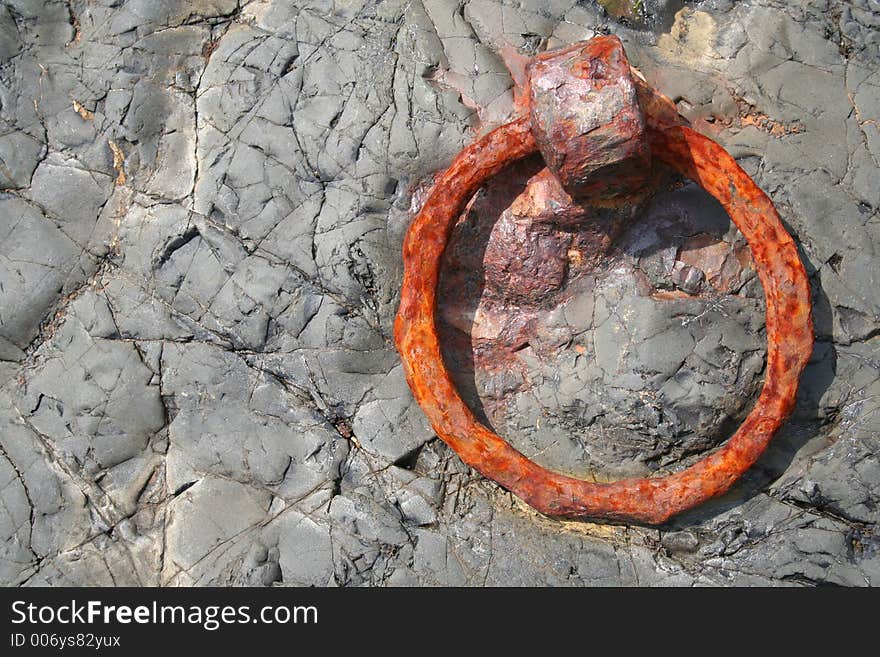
[394,54,813,526]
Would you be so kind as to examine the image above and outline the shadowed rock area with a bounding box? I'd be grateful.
[1,0,878,586]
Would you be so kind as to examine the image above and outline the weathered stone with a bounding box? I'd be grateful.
[0,0,876,586]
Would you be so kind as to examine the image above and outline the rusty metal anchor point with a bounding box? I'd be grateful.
[394,36,814,525]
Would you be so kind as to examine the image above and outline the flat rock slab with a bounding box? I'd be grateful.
[0,0,878,586]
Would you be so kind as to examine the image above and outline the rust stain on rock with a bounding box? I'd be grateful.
[678,232,753,293]
[108,140,127,186]
[73,100,93,120]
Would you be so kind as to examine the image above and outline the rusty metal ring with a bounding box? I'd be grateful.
[394,42,813,526]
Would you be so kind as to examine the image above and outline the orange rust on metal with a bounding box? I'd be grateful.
[528,36,651,204]
[393,36,813,525]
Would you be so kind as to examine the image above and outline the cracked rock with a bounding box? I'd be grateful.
[0,0,877,587]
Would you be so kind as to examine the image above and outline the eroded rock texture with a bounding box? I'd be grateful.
[1,0,878,586]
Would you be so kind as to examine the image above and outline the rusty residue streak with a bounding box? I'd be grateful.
[394,46,813,526]
[108,140,127,186]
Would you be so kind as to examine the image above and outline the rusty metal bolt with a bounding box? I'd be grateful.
[394,35,813,525]
[528,37,651,203]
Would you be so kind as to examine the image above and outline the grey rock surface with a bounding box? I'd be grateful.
[0,0,877,586]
